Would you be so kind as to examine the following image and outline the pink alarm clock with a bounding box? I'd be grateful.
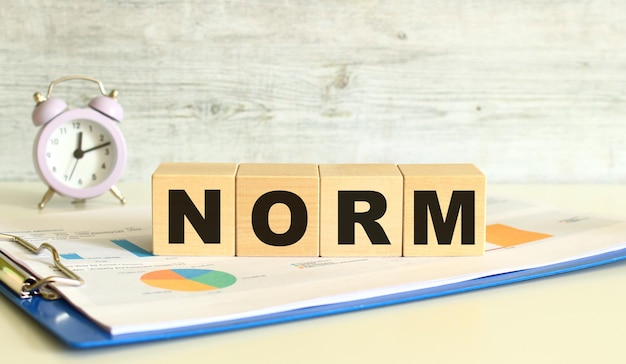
[31,76,127,209]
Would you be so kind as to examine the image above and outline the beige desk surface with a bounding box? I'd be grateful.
[1,183,625,363]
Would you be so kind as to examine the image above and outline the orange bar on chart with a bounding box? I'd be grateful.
[486,224,553,247]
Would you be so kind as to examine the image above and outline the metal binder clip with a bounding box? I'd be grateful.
[0,233,84,300]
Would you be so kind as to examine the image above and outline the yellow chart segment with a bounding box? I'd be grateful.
[142,278,219,292]
[486,224,553,247]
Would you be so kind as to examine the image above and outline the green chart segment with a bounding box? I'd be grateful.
[140,269,237,292]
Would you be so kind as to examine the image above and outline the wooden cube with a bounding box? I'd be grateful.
[319,164,403,257]
[236,164,319,257]
[152,162,238,256]
[398,164,485,256]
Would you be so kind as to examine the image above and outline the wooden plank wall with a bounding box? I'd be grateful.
[1,1,625,183]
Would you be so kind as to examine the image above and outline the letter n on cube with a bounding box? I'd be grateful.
[152,162,237,256]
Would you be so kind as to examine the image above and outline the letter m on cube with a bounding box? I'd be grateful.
[398,164,485,256]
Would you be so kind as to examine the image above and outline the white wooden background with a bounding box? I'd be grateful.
[1,0,625,183]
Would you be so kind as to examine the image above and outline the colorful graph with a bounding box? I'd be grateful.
[140,269,237,292]
[111,239,152,257]
[486,224,553,247]
[59,239,151,260]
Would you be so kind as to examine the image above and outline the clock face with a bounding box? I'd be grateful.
[33,108,127,200]
[44,119,117,189]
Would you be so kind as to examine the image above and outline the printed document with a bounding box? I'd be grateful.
[1,197,625,335]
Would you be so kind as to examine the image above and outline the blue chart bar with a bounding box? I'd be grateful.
[61,253,83,260]
[111,239,153,257]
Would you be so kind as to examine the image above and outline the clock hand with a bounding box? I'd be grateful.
[66,136,111,182]
[68,158,79,181]
[68,132,84,180]
[76,132,83,150]
[73,132,84,159]
[72,140,111,160]
[82,141,111,154]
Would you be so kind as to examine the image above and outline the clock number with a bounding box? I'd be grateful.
[46,152,51,158]
[59,127,67,134]
[101,162,106,169]
[89,125,93,132]
[105,148,110,156]
[72,122,81,129]
[99,134,104,142]
[52,166,56,173]
[50,138,59,145]
[78,178,83,186]
[92,173,97,181]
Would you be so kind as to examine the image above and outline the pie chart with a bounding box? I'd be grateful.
[140,269,236,292]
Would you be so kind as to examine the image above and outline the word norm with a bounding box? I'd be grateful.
[152,163,485,257]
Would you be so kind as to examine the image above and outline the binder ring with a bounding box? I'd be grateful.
[0,233,84,300]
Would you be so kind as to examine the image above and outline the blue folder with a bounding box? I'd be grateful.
[2,247,625,349]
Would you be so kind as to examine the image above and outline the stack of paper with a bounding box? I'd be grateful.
[1,195,625,344]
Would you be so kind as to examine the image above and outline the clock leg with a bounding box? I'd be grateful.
[109,185,127,205]
[38,187,56,209]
